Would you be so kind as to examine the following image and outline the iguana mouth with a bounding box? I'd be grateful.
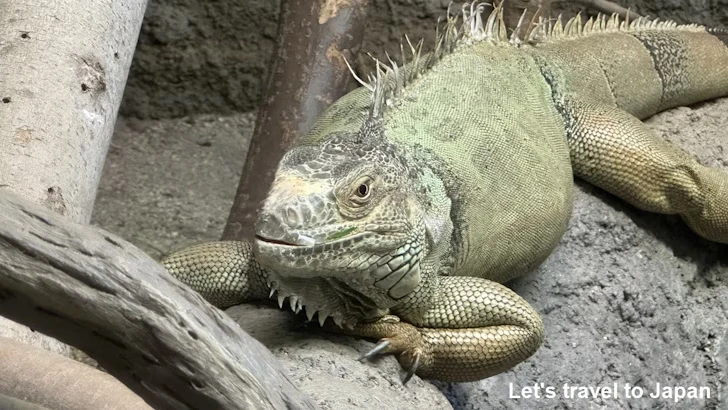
[255,235,308,247]
[256,231,370,250]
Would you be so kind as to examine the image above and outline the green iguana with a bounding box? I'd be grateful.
[162,3,728,383]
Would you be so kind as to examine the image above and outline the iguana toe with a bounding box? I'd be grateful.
[353,318,432,384]
[358,339,391,361]
[402,353,421,385]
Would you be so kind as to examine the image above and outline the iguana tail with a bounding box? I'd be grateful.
[533,18,728,119]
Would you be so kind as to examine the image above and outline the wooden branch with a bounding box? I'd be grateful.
[572,0,642,20]
[0,0,151,368]
[223,0,369,241]
[0,392,51,410]
[0,190,315,410]
[0,336,151,410]
[0,0,147,223]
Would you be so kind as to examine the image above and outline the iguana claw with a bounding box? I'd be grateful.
[359,337,422,385]
[402,354,420,385]
[354,322,427,385]
[358,339,391,361]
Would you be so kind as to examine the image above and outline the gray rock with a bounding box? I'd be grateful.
[227,304,452,410]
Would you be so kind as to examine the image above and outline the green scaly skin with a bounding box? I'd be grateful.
[162,5,728,382]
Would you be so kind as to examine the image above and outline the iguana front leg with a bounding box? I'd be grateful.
[163,243,543,383]
[343,276,544,383]
[564,99,728,243]
[162,241,270,307]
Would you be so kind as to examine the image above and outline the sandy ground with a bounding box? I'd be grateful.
[93,97,727,409]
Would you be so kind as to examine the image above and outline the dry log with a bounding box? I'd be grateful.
[0,0,147,223]
[0,190,315,410]
[0,0,154,405]
[0,337,152,410]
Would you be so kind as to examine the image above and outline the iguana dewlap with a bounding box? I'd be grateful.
[162,4,728,383]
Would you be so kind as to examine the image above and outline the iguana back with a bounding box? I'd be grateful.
[298,39,574,284]
[291,11,728,285]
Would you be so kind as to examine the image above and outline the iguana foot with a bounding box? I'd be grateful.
[361,339,422,384]
[330,274,545,383]
[355,315,430,384]
[338,313,543,383]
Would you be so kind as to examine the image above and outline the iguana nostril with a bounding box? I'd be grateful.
[285,206,300,227]
[300,203,312,223]
[255,213,286,239]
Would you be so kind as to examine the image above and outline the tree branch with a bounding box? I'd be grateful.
[572,0,642,20]
[223,0,369,241]
[0,0,152,368]
[0,190,315,410]
[0,337,151,410]
[0,392,51,410]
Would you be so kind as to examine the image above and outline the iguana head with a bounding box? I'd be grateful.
[254,121,450,327]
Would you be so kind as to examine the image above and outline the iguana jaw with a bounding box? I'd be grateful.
[254,224,413,277]
[254,230,371,257]
[256,228,424,328]
[255,219,424,327]
[264,275,390,328]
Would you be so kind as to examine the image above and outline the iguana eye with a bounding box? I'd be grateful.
[356,183,369,198]
[351,177,372,203]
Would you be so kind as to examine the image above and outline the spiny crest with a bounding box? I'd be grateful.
[527,10,705,43]
[347,2,706,124]
[347,2,505,124]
